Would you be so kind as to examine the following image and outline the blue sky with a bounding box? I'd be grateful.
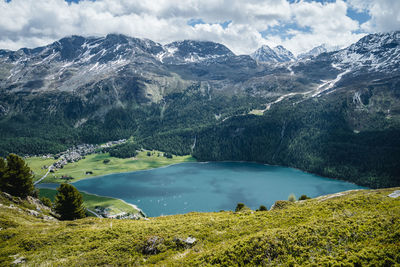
[0,0,399,55]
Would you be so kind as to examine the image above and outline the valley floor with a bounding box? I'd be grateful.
[0,188,399,266]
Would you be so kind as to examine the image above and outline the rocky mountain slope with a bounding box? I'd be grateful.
[0,188,399,265]
[0,31,399,188]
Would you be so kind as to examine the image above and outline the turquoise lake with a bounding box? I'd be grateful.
[39,162,367,217]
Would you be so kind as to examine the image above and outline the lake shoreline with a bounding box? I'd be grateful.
[36,160,368,218]
[74,188,147,217]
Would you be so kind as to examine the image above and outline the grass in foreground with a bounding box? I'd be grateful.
[39,188,140,216]
[27,151,196,183]
[0,188,399,266]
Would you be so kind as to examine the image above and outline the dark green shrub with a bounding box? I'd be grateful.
[40,197,52,208]
[272,200,292,210]
[299,194,311,200]
[258,205,268,211]
[103,159,110,164]
[235,203,245,212]
[163,152,173,159]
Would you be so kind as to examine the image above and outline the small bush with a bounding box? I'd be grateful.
[163,152,173,159]
[147,152,151,157]
[103,159,110,164]
[299,194,311,200]
[258,205,268,211]
[288,194,296,202]
[141,236,165,255]
[272,200,293,210]
[40,197,52,208]
[235,203,245,212]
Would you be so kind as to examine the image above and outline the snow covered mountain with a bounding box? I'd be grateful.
[159,40,235,64]
[251,45,295,62]
[298,44,341,60]
[332,31,400,74]
[0,31,399,108]
[0,35,245,96]
[0,34,167,93]
[1,31,399,98]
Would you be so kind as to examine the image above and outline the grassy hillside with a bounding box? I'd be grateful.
[0,188,399,266]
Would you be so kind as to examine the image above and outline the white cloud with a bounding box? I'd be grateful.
[0,0,396,55]
[348,0,400,32]
[278,0,365,54]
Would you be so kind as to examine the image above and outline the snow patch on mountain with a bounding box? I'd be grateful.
[298,44,341,60]
[161,40,235,64]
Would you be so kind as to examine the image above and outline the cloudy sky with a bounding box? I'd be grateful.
[0,0,399,55]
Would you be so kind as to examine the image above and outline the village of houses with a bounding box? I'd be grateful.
[37,139,126,179]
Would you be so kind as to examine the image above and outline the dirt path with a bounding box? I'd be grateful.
[86,208,102,218]
[33,167,52,186]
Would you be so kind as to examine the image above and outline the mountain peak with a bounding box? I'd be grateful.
[298,43,341,60]
[251,44,295,62]
[160,40,235,64]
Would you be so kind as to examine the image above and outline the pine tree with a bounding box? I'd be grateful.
[54,183,86,220]
[0,154,34,198]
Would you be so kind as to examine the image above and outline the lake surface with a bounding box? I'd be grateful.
[39,162,367,217]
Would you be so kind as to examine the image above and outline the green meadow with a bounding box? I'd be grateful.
[25,157,56,180]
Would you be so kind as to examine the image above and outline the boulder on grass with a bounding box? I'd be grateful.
[174,236,197,249]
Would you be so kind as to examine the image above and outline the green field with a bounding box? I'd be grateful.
[28,150,196,183]
[0,188,399,265]
[39,188,140,217]
[25,157,56,180]
[248,109,265,115]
